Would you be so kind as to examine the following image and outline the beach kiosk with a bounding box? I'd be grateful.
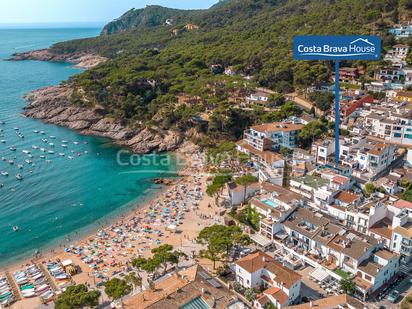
[61,259,77,275]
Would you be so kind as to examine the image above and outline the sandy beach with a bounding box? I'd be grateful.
[2,151,219,309]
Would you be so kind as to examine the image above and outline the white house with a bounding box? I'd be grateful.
[227,181,260,206]
[235,251,302,308]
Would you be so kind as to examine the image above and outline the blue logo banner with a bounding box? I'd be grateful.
[293,35,381,60]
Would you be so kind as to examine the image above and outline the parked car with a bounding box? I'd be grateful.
[388,290,400,303]
[239,248,252,257]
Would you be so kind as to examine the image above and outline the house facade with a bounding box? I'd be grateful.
[235,251,302,309]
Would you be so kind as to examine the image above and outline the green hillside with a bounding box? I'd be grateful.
[101,5,199,35]
[50,0,404,142]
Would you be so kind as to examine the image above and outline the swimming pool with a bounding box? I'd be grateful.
[181,296,211,309]
[260,199,278,208]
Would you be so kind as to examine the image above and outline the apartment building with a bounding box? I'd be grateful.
[235,251,302,309]
[290,174,346,210]
[390,209,412,266]
[376,67,404,81]
[395,90,412,103]
[390,24,412,38]
[353,248,400,300]
[236,140,285,185]
[311,139,335,165]
[291,148,315,177]
[361,105,412,145]
[251,182,305,240]
[385,44,410,60]
[241,122,303,151]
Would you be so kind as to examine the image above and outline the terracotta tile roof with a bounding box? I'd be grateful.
[136,265,236,309]
[353,275,373,291]
[251,122,303,133]
[374,248,398,261]
[263,286,289,305]
[284,294,364,309]
[256,294,271,306]
[332,175,350,185]
[237,140,284,164]
[235,251,301,288]
[328,235,374,260]
[397,91,412,98]
[393,199,412,210]
[236,251,275,273]
[369,219,393,240]
[393,44,409,48]
[261,182,303,204]
[394,224,412,238]
[227,181,260,193]
[284,208,329,239]
[358,260,382,277]
[335,191,360,204]
[265,262,302,289]
[367,142,388,156]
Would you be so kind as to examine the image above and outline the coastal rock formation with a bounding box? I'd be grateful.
[23,85,191,154]
[10,49,106,69]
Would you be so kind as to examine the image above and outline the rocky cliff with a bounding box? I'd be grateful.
[23,85,192,154]
[10,49,106,69]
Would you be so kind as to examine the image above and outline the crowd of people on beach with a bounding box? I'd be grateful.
[3,152,219,308]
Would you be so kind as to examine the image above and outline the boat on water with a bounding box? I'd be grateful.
[40,155,46,159]
[40,148,46,152]
[13,127,19,131]
[68,156,73,160]
[0,140,6,143]
[1,157,5,161]
[40,131,45,135]
[73,141,79,145]
[49,143,54,147]
[41,138,48,143]
[32,145,39,149]
[17,164,23,169]
[61,140,68,143]
[59,153,65,157]
[49,136,56,139]
[22,150,30,154]
[0,121,5,125]
[48,150,54,154]
[8,160,14,165]
[12,226,18,232]
[33,130,39,133]
[1,171,8,176]
[9,146,16,151]
[15,174,23,180]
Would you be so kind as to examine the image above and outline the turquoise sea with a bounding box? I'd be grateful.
[0,28,178,267]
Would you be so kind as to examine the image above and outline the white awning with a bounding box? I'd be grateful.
[310,267,330,282]
[250,233,272,248]
[62,259,73,267]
